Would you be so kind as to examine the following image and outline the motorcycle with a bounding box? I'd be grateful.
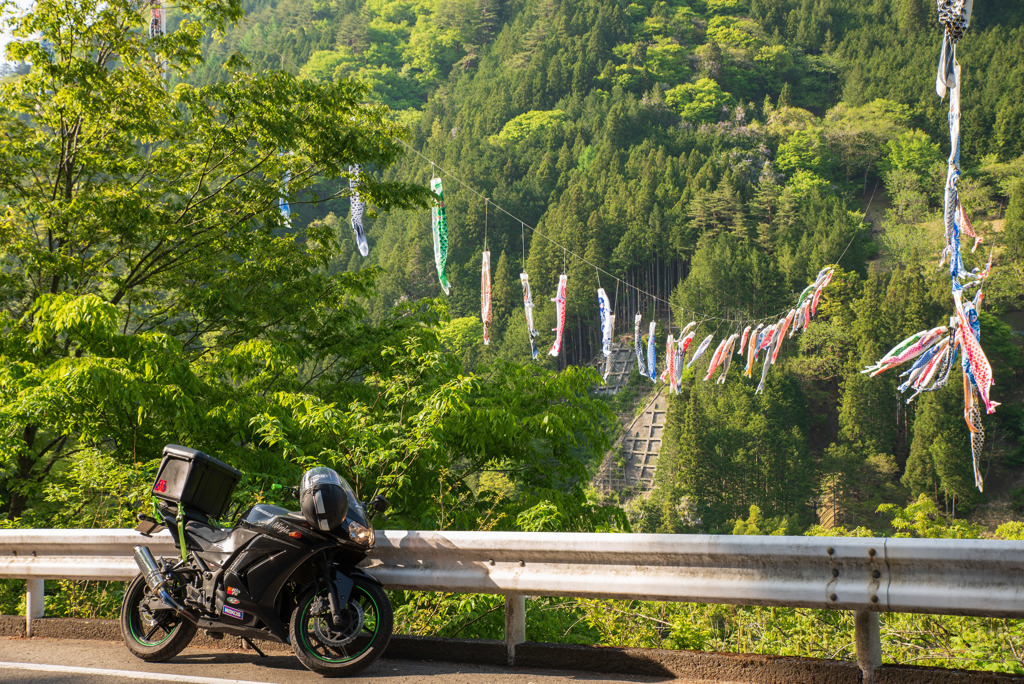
[121,444,392,676]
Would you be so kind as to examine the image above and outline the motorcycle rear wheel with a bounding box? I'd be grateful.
[120,573,197,662]
[290,579,393,676]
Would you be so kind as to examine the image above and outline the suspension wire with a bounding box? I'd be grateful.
[390,137,853,325]
[521,221,526,271]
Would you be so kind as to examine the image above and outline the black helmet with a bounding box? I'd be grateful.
[299,467,348,532]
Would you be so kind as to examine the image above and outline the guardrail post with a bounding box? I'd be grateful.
[854,610,881,684]
[504,593,526,665]
[26,578,45,638]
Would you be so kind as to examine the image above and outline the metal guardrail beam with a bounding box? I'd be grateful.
[369,530,1024,618]
[2,528,1023,683]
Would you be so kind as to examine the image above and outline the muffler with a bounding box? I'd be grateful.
[133,545,198,624]
[134,545,169,593]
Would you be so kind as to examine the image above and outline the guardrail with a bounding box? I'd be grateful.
[3,529,1024,684]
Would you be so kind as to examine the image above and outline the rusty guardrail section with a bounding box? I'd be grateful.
[2,529,1024,683]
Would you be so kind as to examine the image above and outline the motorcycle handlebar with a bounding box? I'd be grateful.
[270,483,299,498]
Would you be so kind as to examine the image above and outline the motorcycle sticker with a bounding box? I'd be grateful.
[271,521,290,535]
[226,587,240,596]
[227,597,240,605]
[222,606,244,619]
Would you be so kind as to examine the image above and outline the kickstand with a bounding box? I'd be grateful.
[242,637,267,657]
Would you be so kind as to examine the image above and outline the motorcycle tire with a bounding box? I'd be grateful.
[290,578,393,676]
[120,573,197,662]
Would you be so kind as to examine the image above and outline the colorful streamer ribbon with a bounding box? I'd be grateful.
[430,177,451,295]
[597,288,612,357]
[634,313,647,378]
[279,169,291,226]
[481,251,492,345]
[349,164,369,257]
[549,275,568,358]
[520,272,539,360]
[647,321,657,381]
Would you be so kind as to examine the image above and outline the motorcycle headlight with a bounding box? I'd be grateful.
[348,520,374,547]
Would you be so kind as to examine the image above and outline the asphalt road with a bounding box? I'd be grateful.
[0,638,677,684]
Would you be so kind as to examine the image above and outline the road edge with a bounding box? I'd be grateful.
[2,615,1022,683]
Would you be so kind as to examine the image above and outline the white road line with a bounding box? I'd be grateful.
[0,661,273,684]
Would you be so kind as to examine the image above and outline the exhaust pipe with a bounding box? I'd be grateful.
[133,546,198,624]
[133,545,169,593]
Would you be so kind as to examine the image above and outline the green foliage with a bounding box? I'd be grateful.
[665,78,732,124]
[672,232,787,321]
[4,0,1024,669]
[784,169,831,199]
[493,109,567,145]
[462,594,1024,675]
[437,316,485,365]
[0,0,618,543]
[43,580,125,619]
[645,40,692,84]
[247,335,618,531]
[995,520,1024,540]
[822,99,912,189]
[878,495,984,539]
[730,504,794,535]
[1005,179,1024,262]
[903,384,979,515]
[0,0,428,509]
[884,129,943,185]
[705,16,759,48]
[776,128,829,177]
[1009,488,1024,515]
[648,370,814,534]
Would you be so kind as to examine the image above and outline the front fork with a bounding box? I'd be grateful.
[320,554,354,625]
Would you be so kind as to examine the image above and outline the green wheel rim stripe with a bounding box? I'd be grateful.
[300,587,379,663]
[130,611,176,646]
[131,621,174,646]
[128,580,177,647]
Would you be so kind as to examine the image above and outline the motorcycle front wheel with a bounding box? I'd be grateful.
[120,573,197,662]
[290,578,393,676]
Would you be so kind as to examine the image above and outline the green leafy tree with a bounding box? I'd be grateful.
[878,494,983,538]
[489,250,516,340]
[0,0,427,518]
[1005,179,1024,262]
[902,385,978,516]
[665,78,731,124]
[822,99,910,189]
[775,128,830,177]
[883,129,943,186]
[493,109,567,145]
[249,338,616,530]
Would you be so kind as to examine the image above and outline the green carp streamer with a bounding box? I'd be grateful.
[430,177,451,295]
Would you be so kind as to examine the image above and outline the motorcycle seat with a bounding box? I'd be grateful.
[185,520,243,555]
[185,504,296,561]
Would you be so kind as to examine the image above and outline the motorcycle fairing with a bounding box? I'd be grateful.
[154,495,374,646]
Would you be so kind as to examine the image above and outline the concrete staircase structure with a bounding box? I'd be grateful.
[594,386,668,493]
[591,342,635,395]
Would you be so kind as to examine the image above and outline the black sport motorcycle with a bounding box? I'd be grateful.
[121,444,392,676]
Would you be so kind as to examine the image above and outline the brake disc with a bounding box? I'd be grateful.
[312,599,364,648]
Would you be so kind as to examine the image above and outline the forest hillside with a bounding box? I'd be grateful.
[3,0,1024,671]
[198,0,1024,532]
